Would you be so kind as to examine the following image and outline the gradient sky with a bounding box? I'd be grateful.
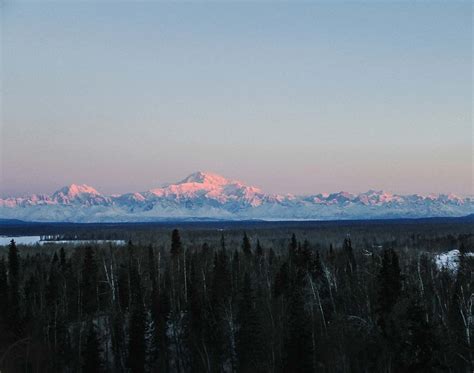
[1,1,472,197]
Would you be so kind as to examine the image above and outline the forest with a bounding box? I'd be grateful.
[0,221,472,373]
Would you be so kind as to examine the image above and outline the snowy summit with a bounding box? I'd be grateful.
[0,171,472,222]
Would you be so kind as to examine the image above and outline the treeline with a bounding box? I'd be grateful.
[0,230,472,372]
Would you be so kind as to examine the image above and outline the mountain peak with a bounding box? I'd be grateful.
[178,171,234,186]
[54,184,100,198]
[1,173,472,222]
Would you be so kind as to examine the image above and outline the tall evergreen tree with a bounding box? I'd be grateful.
[0,257,9,345]
[170,229,182,257]
[154,282,171,372]
[170,229,184,311]
[118,263,130,312]
[313,251,323,280]
[46,253,60,306]
[59,247,67,269]
[232,249,241,296]
[447,247,472,371]
[220,233,226,252]
[255,240,263,258]
[284,272,314,372]
[0,258,8,322]
[211,248,231,305]
[274,262,290,298]
[209,247,231,371]
[242,233,252,257]
[82,322,103,373]
[401,299,441,371]
[255,240,264,275]
[7,239,19,285]
[268,247,276,266]
[236,272,266,372]
[128,253,146,373]
[81,246,98,316]
[185,255,207,372]
[343,237,357,272]
[0,225,471,372]
[147,245,157,289]
[288,233,298,273]
[376,249,402,334]
[7,239,22,336]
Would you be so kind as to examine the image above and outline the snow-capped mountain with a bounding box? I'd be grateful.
[146,171,267,207]
[1,171,472,222]
[51,184,111,205]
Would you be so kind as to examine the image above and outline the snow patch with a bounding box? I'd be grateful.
[435,249,474,272]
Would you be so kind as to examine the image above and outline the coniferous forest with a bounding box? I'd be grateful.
[0,222,472,373]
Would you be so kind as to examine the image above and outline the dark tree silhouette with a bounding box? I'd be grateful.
[81,246,98,316]
[82,322,103,373]
[284,272,314,373]
[170,229,182,257]
[237,272,266,372]
[128,252,146,373]
[242,233,252,257]
[0,227,471,373]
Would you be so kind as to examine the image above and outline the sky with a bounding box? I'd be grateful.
[1,1,472,197]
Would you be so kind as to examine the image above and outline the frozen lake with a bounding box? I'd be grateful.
[0,236,126,246]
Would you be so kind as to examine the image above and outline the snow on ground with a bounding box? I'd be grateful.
[435,249,474,272]
[0,236,126,246]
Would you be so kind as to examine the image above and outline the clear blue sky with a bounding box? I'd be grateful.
[1,1,472,196]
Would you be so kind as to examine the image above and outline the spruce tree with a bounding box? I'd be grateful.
[284,272,314,372]
[7,239,21,336]
[290,233,298,255]
[242,233,252,257]
[313,251,323,280]
[46,252,63,366]
[236,272,266,372]
[82,322,103,373]
[8,239,19,285]
[343,237,357,272]
[268,247,275,266]
[209,247,231,371]
[290,234,298,250]
[232,249,241,296]
[118,263,130,312]
[376,249,402,334]
[256,239,263,258]
[59,246,66,269]
[402,299,441,371]
[170,229,184,311]
[447,247,472,371]
[128,253,146,373]
[129,302,146,373]
[147,245,157,289]
[154,283,171,372]
[211,248,231,305]
[0,257,9,343]
[185,256,207,372]
[0,258,8,321]
[255,240,264,275]
[220,233,226,252]
[81,246,98,316]
[170,229,182,257]
[46,253,60,306]
[274,262,290,298]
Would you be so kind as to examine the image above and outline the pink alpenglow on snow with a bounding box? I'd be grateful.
[149,171,265,206]
[0,171,472,222]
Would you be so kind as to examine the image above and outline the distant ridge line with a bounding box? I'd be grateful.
[1,172,472,223]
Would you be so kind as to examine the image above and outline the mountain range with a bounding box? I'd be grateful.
[1,171,472,222]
